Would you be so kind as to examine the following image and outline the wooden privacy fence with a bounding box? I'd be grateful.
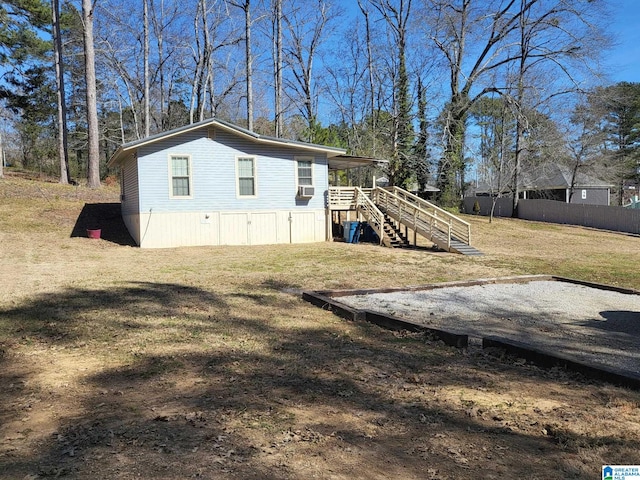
[464,197,640,235]
[463,196,513,218]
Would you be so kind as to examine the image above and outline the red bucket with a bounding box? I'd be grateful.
[87,228,101,239]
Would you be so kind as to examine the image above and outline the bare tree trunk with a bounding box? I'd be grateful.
[273,0,283,137]
[53,0,70,184]
[377,0,414,188]
[490,101,510,223]
[82,0,101,188]
[151,0,166,130]
[143,0,150,137]
[120,72,141,139]
[512,110,525,215]
[201,0,214,120]
[245,1,253,130]
[358,0,376,155]
[511,0,527,216]
[116,91,126,143]
[231,1,254,130]
[158,23,165,130]
[206,60,215,118]
[189,0,205,123]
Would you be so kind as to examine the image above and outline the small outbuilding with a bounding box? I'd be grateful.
[107,118,376,248]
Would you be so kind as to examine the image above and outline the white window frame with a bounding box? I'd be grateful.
[295,156,314,188]
[168,154,193,199]
[236,155,258,198]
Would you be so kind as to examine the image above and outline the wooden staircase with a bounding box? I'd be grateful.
[332,186,482,255]
[381,212,410,248]
[374,187,482,255]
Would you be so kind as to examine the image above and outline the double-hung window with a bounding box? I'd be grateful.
[170,155,192,197]
[237,156,256,197]
[296,158,313,186]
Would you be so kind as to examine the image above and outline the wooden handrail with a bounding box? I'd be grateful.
[328,186,359,208]
[373,188,453,248]
[328,187,386,246]
[353,187,386,246]
[328,185,473,252]
[387,186,471,245]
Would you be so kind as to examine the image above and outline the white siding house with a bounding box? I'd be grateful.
[107,119,350,248]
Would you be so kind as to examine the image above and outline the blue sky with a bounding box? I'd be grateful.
[597,0,640,83]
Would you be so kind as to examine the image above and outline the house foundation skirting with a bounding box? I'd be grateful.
[128,209,326,248]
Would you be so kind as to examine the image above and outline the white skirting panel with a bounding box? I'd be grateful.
[133,209,326,248]
[123,214,141,246]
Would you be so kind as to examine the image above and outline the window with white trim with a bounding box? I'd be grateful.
[296,158,313,186]
[237,156,256,196]
[170,155,191,197]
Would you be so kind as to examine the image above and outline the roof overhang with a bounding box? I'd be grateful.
[328,155,387,171]
[107,118,348,168]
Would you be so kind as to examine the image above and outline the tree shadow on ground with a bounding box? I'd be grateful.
[71,203,136,246]
[0,282,231,345]
[2,283,640,479]
[592,311,640,336]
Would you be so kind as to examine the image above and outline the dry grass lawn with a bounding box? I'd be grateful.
[1,175,639,479]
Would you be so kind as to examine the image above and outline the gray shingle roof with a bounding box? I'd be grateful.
[107,118,347,167]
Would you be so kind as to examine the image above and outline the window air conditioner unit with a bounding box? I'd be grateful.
[297,185,314,197]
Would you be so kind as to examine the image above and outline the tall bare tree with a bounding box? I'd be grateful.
[272,0,283,136]
[229,0,254,130]
[282,0,336,141]
[52,0,70,184]
[368,0,413,188]
[189,0,242,123]
[149,0,175,131]
[509,0,607,213]
[82,0,101,188]
[357,0,376,155]
[427,0,607,207]
[323,21,369,153]
[143,0,150,137]
[428,0,525,206]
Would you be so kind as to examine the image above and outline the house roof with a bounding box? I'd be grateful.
[472,164,612,194]
[329,154,387,171]
[520,164,612,190]
[107,118,351,168]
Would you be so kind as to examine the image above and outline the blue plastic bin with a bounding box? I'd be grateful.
[343,221,360,243]
[352,222,361,243]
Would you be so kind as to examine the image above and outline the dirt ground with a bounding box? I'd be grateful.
[1,176,639,479]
